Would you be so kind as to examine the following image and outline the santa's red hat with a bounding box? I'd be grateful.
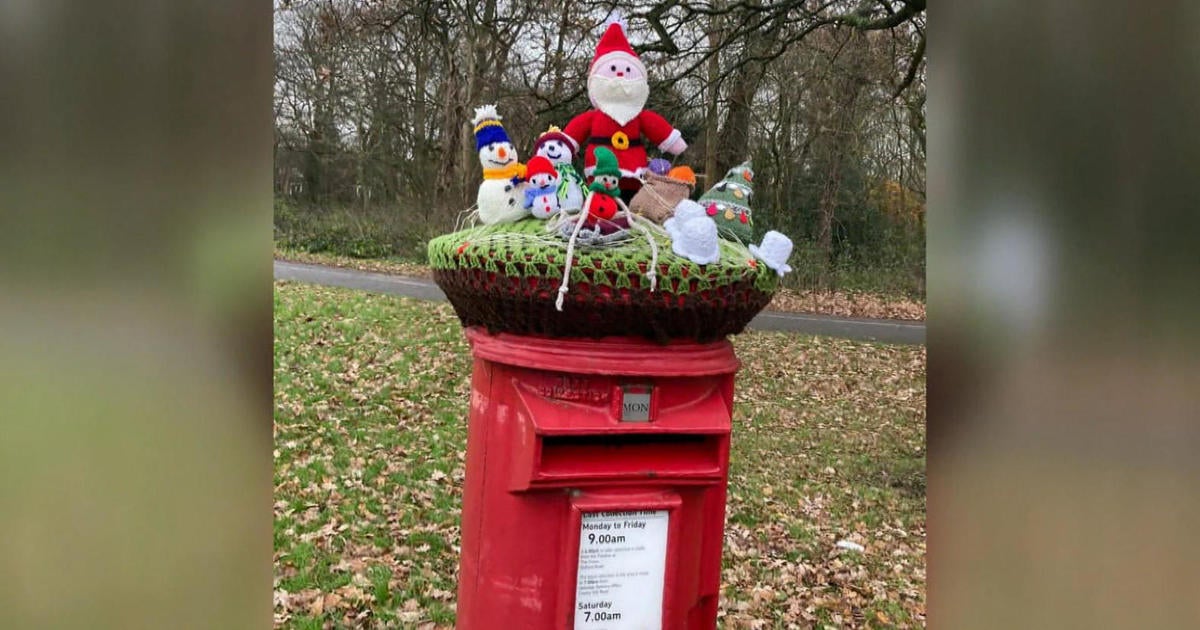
[525,155,558,179]
[590,15,646,77]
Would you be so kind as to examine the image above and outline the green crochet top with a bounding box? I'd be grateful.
[428,218,779,294]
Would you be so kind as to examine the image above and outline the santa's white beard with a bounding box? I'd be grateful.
[588,75,649,125]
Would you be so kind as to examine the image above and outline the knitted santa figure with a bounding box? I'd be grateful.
[472,105,528,225]
[563,14,687,204]
[699,160,755,243]
[532,126,585,213]
[522,156,562,219]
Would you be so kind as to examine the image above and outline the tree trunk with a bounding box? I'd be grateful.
[413,54,429,209]
[815,152,840,289]
[434,47,461,206]
[704,18,721,187]
[459,47,479,210]
[715,14,780,174]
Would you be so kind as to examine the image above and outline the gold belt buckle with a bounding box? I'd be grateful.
[610,131,630,150]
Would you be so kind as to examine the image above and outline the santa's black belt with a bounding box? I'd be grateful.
[588,136,643,148]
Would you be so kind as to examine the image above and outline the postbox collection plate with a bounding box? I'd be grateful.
[574,510,669,629]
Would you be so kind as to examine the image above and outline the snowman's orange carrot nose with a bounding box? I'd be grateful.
[498,147,507,159]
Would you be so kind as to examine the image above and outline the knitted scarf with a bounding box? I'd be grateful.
[523,183,557,208]
[556,163,583,183]
[556,163,584,201]
[482,162,526,181]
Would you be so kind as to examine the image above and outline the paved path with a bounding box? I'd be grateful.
[274,260,925,345]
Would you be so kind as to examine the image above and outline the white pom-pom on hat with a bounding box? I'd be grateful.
[471,104,500,126]
[602,9,627,31]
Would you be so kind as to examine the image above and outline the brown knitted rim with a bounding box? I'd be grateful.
[432,266,773,343]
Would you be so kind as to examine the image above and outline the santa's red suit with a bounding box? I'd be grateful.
[563,109,682,194]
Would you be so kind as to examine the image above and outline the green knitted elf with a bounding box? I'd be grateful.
[699,160,755,243]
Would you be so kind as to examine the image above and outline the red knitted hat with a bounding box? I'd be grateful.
[590,18,645,76]
[525,155,557,179]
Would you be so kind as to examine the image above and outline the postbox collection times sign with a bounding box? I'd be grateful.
[574,510,670,629]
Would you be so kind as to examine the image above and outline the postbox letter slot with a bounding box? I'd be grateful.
[533,433,722,484]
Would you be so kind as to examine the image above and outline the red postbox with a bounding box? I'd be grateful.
[456,327,739,629]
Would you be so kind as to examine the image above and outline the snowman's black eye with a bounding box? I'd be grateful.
[625,66,631,73]
[610,65,616,72]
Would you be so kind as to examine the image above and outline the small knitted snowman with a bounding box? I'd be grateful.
[532,126,585,213]
[523,156,562,219]
[472,105,528,225]
[749,230,794,277]
[699,160,755,242]
[583,146,622,224]
[664,199,720,265]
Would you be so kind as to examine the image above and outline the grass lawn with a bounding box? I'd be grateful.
[273,281,926,628]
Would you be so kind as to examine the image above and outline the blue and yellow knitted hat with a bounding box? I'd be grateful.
[472,104,511,151]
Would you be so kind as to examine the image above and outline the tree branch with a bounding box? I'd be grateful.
[892,29,924,99]
[837,0,924,31]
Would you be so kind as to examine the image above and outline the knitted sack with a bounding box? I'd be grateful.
[629,171,694,223]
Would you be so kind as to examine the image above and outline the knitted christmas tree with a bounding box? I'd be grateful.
[699,161,755,243]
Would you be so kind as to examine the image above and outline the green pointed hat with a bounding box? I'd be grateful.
[592,146,620,178]
[699,161,754,242]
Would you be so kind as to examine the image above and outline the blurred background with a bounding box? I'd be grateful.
[272,0,927,299]
[929,1,1200,627]
[0,0,272,627]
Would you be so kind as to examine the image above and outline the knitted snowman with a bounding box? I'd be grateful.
[664,199,720,265]
[698,161,755,243]
[532,126,585,213]
[523,156,562,219]
[472,105,528,225]
[583,147,622,224]
[749,230,794,277]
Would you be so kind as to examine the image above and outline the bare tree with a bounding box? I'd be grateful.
[273,0,926,294]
